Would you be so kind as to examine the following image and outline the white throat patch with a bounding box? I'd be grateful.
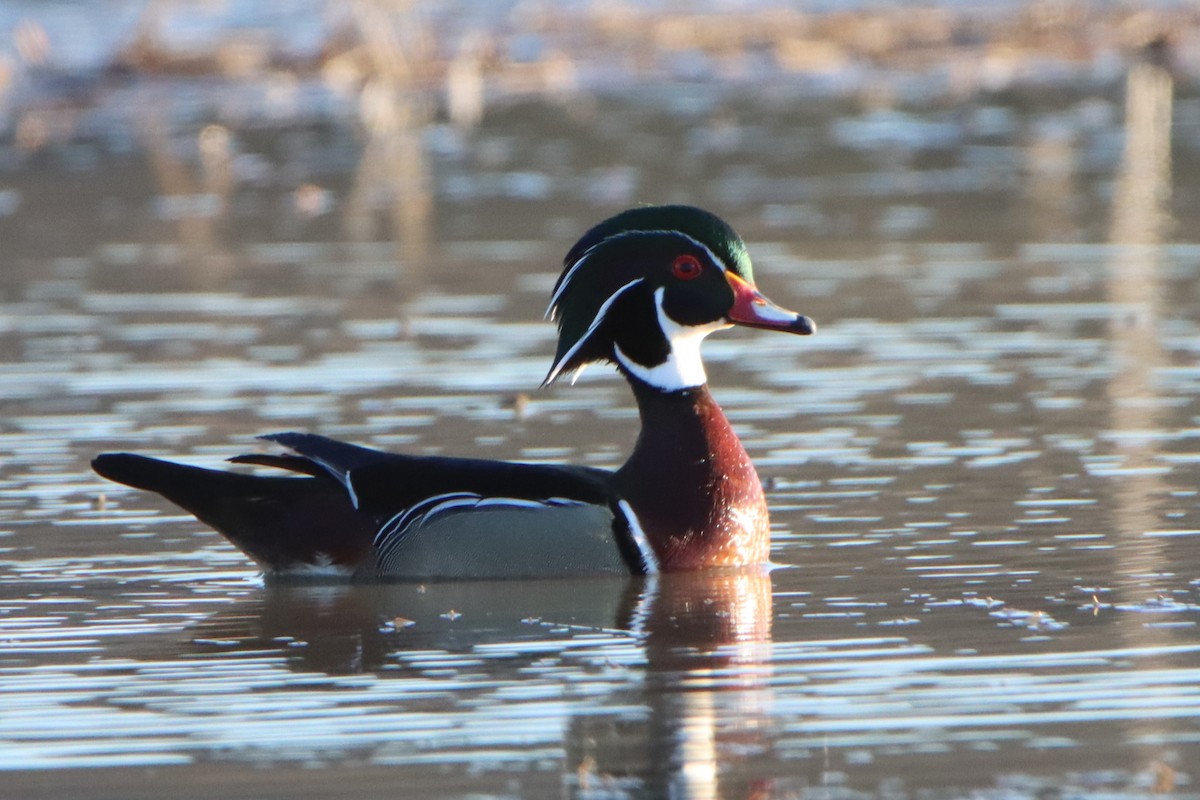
[614,287,729,392]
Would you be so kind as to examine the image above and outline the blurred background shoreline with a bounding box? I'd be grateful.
[3,2,1199,104]
[0,1,1196,275]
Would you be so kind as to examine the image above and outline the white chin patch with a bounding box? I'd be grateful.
[614,287,729,392]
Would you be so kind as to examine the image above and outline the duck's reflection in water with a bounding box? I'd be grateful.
[189,569,775,797]
[613,570,773,800]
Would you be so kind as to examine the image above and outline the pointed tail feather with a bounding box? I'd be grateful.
[92,454,376,575]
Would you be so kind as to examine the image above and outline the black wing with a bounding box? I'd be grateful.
[249,432,615,514]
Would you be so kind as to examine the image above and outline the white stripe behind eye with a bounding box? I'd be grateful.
[543,277,643,385]
[545,229,732,320]
[546,250,595,320]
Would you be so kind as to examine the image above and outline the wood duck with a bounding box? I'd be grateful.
[92,206,815,580]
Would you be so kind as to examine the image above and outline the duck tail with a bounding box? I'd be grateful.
[91,454,375,576]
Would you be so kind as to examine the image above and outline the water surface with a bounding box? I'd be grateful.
[3,61,1200,798]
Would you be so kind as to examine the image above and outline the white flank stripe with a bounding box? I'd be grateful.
[617,499,660,575]
[543,277,644,385]
[374,492,474,548]
[374,492,590,562]
[377,510,409,542]
[475,497,544,509]
[376,491,481,568]
[415,496,484,528]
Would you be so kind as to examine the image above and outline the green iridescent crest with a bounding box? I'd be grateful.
[544,206,751,384]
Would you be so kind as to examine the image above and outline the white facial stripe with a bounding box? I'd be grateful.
[544,277,644,385]
[546,229,733,319]
[674,232,731,274]
[614,286,729,392]
[617,499,659,575]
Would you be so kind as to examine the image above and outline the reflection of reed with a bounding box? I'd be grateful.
[345,79,432,268]
[1110,37,1173,247]
[140,110,234,285]
[1105,36,1179,771]
[343,1,434,335]
[1024,121,1078,241]
[1105,37,1174,583]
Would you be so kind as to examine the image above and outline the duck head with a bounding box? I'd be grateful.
[544,205,815,391]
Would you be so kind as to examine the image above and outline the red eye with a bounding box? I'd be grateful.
[671,254,704,280]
